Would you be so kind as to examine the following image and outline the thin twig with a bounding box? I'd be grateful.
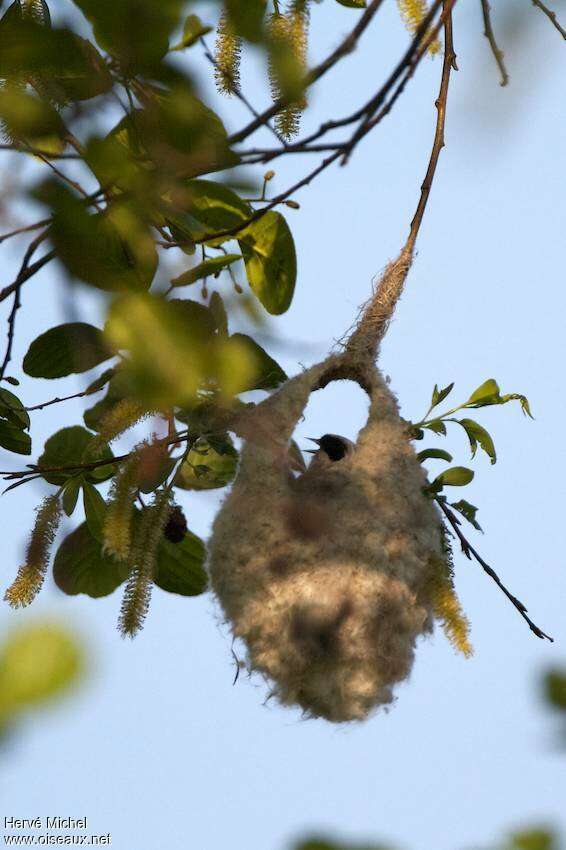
[0,249,55,304]
[0,219,50,245]
[0,232,48,381]
[25,388,96,412]
[0,432,192,481]
[480,0,509,86]
[407,1,457,253]
[437,499,553,642]
[531,0,566,39]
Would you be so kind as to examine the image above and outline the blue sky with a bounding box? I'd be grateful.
[1,2,565,849]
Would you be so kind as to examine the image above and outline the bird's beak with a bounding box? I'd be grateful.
[304,438,321,454]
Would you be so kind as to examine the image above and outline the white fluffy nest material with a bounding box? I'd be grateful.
[208,355,444,723]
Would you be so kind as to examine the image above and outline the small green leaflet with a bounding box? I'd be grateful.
[423,420,447,436]
[171,14,212,50]
[466,379,533,417]
[431,382,454,409]
[432,466,474,490]
[0,387,30,430]
[62,478,82,517]
[335,0,367,7]
[82,481,107,542]
[0,420,31,455]
[467,378,501,406]
[456,418,496,464]
[416,448,453,463]
[450,499,482,531]
[170,254,241,287]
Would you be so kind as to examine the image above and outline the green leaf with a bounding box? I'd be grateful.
[62,477,82,517]
[85,367,118,396]
[228,334,287,391]
[0,88,65,143]
[154,530,208,596]
[113,89,238,182]
[171,254,241,287]
[239,211,297,314]
[433,466,475,489]
[38,426,113,486]
[501,392,534,418]
[0,623,83,718]
[416,448,453,463]
[175,436,238,491]
[335,0,367,7]
[423,420,447,436]
[104,296,217,408]
[171,14,212,50]
[38,181,157,293]
[450,499,482,531]
[23,322,112,379]
[53,522,125,598]
[457,418,497,464]
[431,382,454,410]
[181,179,251,243]
[225,0,266,42]
[0,17,111,100]
[466,378,501,406]
[0,420,32,455]
[82,481,106,542]
[0,388,30,429]
[70,0,184,71]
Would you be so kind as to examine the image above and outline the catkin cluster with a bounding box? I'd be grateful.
[208,357,447,722]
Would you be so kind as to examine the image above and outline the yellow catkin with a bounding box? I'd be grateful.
[214,11,242,96]
[89,400,150,456]
[118,491,172,638]
[103,455,140,561]
[4,496,62,608]
[397,0,441,55]
[267,8,309,140]
[428,553,473,658]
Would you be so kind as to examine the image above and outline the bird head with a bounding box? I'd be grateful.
[305,434,355,462]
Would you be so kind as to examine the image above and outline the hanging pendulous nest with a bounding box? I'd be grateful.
[207,250,451,723]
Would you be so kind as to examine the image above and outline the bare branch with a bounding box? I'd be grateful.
[531,0,566,40]
[0,249,55,305]
[407,2,457,253]
[480,0,509,86]
[437,499,553,642]
[0,232,49,381]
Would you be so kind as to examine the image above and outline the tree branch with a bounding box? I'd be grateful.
[407,1,457,253]
[437,499,553,642]
[531,0,566,40]
[480,0,509,86]
[0,232,49,381]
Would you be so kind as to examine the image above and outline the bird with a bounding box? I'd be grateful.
[303,434,355,476]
